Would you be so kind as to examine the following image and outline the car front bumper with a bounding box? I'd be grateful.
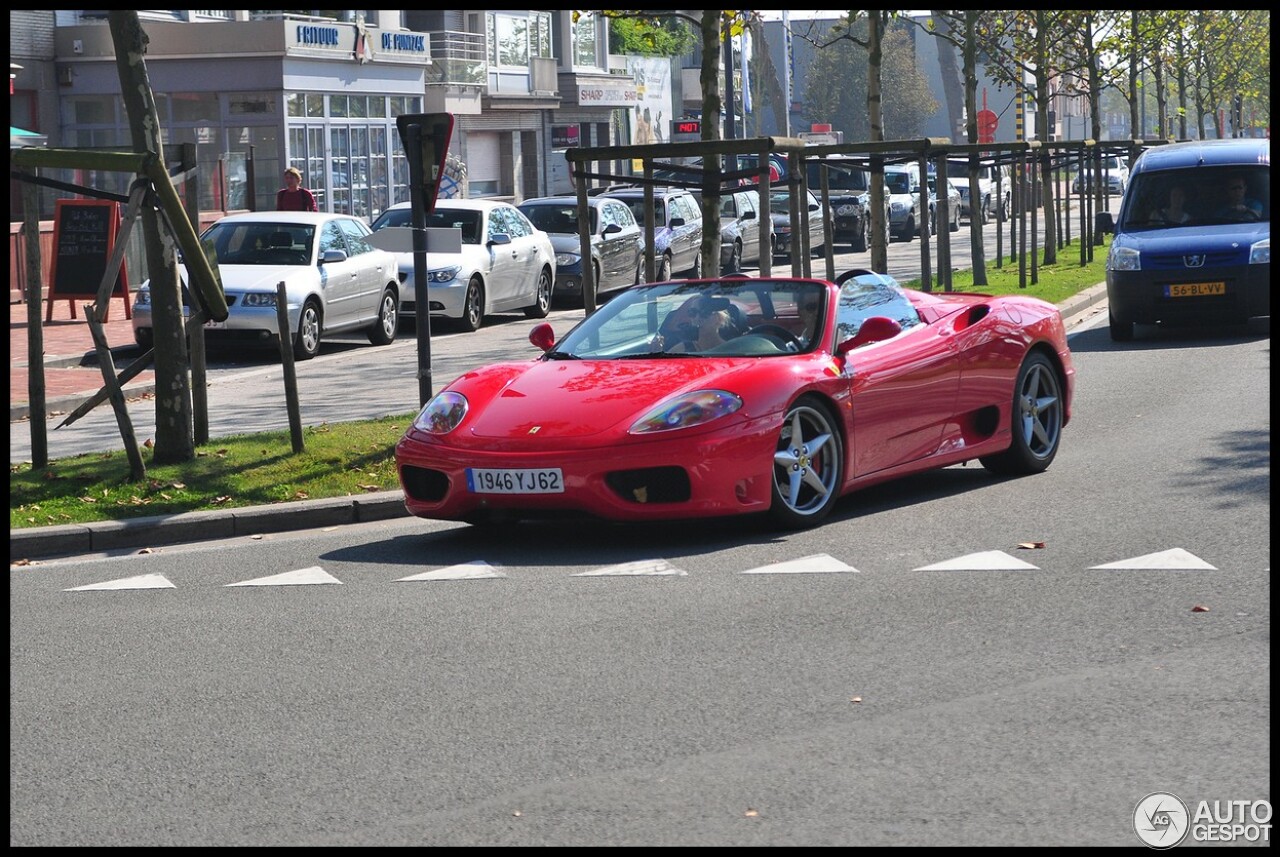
[1107,262,1270,325]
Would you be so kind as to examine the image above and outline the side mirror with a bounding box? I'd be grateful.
[489,232,512,246]
[837,316,902,354]
[529,322,556,352]
[602,223,622,236]
[742,210,756,220]
[1096,212,1115,234]
[669,216,686,228]
[321,249,348,264]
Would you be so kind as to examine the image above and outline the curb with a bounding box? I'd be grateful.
[10,285,1110,562]
[11,491,409,561]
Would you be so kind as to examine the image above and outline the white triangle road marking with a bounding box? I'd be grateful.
[225,566,343,587]
[64,573,176,591]
[1090,548,1217,570]
[915,550,1040,571]
[398,561,506,581]
[573,559,687,577]
[741,553,861,574]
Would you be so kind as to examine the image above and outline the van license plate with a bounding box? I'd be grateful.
[1165,282,1225,298]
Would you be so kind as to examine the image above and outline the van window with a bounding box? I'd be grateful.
[808,162,870,192]
[1120,165,1269,230]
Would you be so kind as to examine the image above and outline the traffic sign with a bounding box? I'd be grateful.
[977,109,998,144]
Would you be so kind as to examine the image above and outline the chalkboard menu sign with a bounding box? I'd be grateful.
[47,199,131,321]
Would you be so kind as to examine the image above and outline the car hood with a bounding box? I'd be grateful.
[546,233,595,254]
[454,358,760,441]
[180,263,312,293]
[1115,221,1269,248]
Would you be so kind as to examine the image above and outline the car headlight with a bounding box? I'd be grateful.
[134,289,150,306]
[428,265,462,284]
[1250,237,1270,265]
[629,389,742,434]
[891,201,906,213]
[241,292,278,307]
[412,391,468,434]
[1107,245,1141,272]
[555,252,581,267]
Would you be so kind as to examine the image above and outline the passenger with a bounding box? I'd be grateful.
[1154,185,1192,225]
[797,292,824,346]
[661,296,746,352]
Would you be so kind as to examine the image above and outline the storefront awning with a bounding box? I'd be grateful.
[11,126,47,148]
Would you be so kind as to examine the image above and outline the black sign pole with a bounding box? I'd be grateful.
[401,121,434,407]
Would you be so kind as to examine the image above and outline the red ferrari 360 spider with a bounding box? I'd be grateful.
[395,270,1075,529]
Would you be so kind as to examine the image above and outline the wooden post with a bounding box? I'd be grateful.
[84,302,146,480]
[182,143,209,444]
[275,282,304,453]
[21,176,48,467]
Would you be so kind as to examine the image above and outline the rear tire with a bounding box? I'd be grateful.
[980,352,1063,475]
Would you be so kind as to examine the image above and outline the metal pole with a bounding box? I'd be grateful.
[403,122,434,407]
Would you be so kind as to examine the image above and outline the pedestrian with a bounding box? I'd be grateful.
[276,167,317,212]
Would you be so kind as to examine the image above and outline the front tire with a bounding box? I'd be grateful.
[690,250,703,279]
[523,266,553,319]
[457,278,484,332]
[658,253,674,282]
[727,240,743,273]
[293,299,322,360]
[367,287,398,345]
[852,215,869,253]
[768,397,844,529]
[980,352,1063,475]
[1108,308,1134,342]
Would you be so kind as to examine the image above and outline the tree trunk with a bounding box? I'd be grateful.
[867,11,889,273]
[109,11,194,462]
[699,11,723,277]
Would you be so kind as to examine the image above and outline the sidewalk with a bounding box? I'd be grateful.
[11,296,155,422]
[9,283,1110,562]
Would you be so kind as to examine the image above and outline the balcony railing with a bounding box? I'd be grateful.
[425,30,486,88]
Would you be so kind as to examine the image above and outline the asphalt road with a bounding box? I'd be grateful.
[9,308,1270,846]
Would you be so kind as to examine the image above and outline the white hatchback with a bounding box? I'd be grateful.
[370,199,556,332]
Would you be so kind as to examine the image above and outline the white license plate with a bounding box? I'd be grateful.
[204,319,226,329]
[466,467,564,494]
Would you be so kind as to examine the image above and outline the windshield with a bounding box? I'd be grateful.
[620,199,667,227]
[520,203,597,235]
[371,207,483,243]
[549,279,829,358]
[201,221,316,265]
[808,163,869,192]
[885,172,912,194]
[1119,165,1269,230]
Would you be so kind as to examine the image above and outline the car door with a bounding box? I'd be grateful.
[315,218,362,328]
[666,193,696,273]
[596,200,627,290]
[837,278,959,475]
[335,216,389,324]
[735,192,760,263]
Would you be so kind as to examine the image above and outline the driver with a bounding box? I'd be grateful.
[1212,174,1263,219]
[659,295,747,352]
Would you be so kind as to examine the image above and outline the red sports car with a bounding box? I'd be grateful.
[395,270,1075,529]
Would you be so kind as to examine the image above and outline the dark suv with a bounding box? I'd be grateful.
[807,158,875,252]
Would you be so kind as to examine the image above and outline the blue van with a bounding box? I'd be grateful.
[1100,138,1269,340]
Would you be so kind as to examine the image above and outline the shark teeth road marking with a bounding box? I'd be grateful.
[741,554,861,574]
[225,566,343,587]
[397,561,506,581]
[914,550,1040,571]
[1089,548,1217,570]
[64,573,176,591]
[573,559,687,577]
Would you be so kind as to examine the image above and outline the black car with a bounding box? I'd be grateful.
[807,158,874,252]
[518,195,644,304]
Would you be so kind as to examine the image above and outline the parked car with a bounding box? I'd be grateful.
[708,188,774,271]
[1073,153,1130,196]
[394,270,1074,529]
[806,158,885,252]
[518,195,643,304]
[769,188,827,260]
[947,158,1012,223]
[652,152,788,187]
[369,199,555,332]
[1100,137,1269,341]
[927,175,962,233]
[884,164,925,241]
[132,211,399,360]
[606,186,705,280]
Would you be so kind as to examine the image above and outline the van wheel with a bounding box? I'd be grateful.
[1108,309,1134,342]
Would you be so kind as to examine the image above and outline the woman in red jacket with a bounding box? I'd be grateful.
[276,167,318,212]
